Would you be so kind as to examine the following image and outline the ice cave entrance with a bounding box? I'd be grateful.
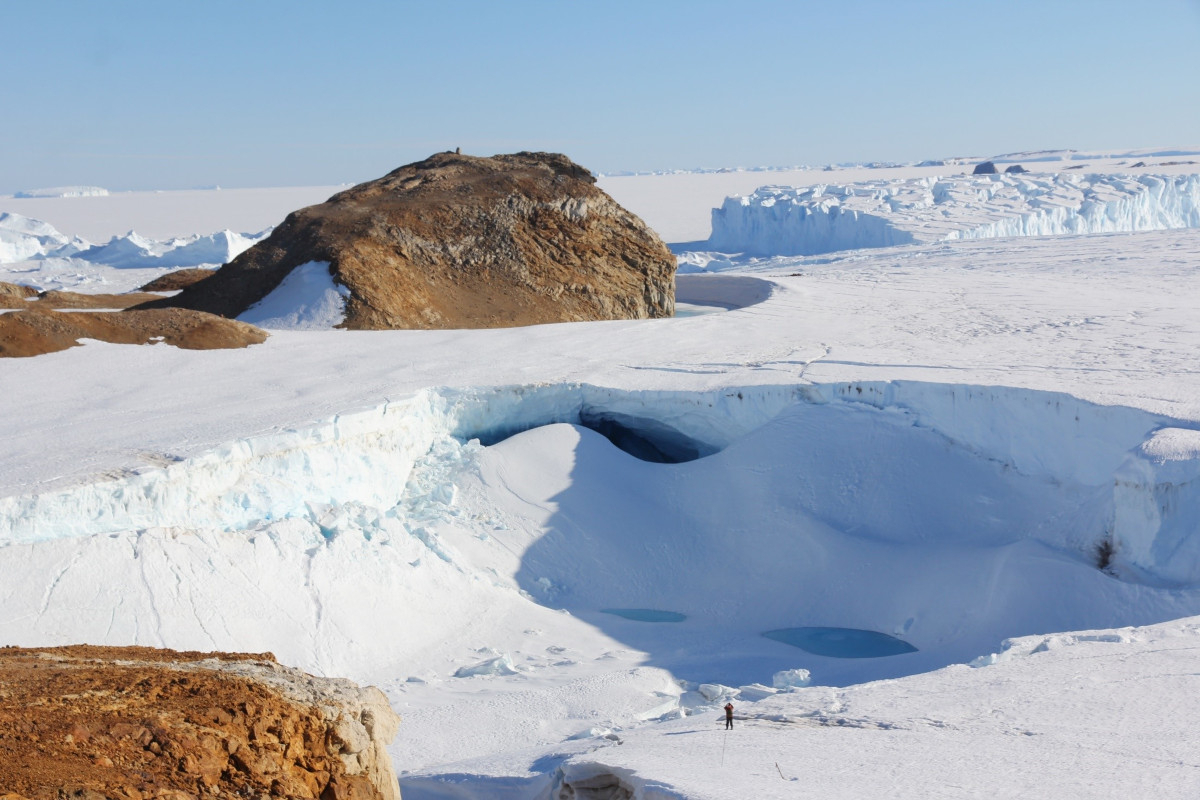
[764,627,918,659]
[601,609,687,623]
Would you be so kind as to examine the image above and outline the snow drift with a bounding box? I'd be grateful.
[708,173,1200,255]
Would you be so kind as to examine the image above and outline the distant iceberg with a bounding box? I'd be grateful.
[709,172,1200,256]
[13,186,108,198]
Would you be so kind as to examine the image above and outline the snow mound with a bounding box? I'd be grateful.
[236,261,350,330]
[75,231,162,267]
[771,668,812,690]
[0,212,84,262]
[697,683,737,701]
[157,230,259,268]
[709,172,1200,255]
[453,652,519,678]
[13,186,108,198]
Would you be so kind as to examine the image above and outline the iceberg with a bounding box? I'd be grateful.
[708,173,1200,256]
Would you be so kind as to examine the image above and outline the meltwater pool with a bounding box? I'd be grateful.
[764,626,918,658]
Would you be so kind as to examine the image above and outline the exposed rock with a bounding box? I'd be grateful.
[0,281,37,309]
[138,268,217,293]
[973,161,998,175]
[1004,164,1028,174]
[148,151,675,329]
[1130,161,1147,168]
[0,645,400,800]
[33,290,166,310]
[0,308,268,357]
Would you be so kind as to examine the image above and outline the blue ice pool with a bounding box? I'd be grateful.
[764,627,917,658]
[601,608,687,623]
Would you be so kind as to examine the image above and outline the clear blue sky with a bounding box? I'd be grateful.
[3,0,1199,192]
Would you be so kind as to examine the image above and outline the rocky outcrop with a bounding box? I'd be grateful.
[0,308,267,357]
[32,290,167,310]
[0,281,37,308]
[148,151,675,329]
[1004,164,1028,174]
[973,161,998,175]
[138,269,217,293]
[0,645,400,800]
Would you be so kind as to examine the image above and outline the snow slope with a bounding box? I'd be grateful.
[237,261,351,330]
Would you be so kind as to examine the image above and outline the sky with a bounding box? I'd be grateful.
[3,0,1200,193]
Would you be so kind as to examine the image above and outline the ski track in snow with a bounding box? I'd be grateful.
[4,155,1200,798]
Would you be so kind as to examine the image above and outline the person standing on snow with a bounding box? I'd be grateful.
[724,702,734,729]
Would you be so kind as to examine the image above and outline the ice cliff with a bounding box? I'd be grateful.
[4,380,1200,697]
[708,173,1200,255]
[2,381,1199,589]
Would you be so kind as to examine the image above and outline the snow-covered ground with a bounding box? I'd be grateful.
[3,149,1200,798]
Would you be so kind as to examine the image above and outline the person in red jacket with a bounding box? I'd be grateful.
[724,702,734,729]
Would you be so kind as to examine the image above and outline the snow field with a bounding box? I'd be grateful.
[488,618,1200,800]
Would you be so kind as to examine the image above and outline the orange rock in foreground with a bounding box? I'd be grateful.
[0,645,400,800]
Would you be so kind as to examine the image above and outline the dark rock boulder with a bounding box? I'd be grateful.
[973,161,998,175]
[1004,164,1028,174]
[148,151,676,329]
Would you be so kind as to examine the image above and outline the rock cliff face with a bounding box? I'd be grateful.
[0,645,400,800]
[152,151,676,329]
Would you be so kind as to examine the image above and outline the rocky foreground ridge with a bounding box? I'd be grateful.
[0,645,400,800]
[149,151,676,329]
[0,281,266,357]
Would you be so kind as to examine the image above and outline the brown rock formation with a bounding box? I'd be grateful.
[0,281,37,309]
[33,290,167,310]
[0,645,401,800]
[0,308,267,357]
[138,269,217,293]
[147,151,675,329]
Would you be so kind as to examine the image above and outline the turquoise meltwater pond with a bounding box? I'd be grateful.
[764,626,918,658]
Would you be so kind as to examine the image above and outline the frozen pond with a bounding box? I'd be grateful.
[673,301,731,317]
[601,608,687,623]
[764,627,918,659]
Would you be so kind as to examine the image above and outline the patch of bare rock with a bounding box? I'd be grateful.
[138,269,216,293]
[32,290,168,310]
[0,645,400,800]
[0,307,267,358]
[148,151,676,329]
[0,281,38,308]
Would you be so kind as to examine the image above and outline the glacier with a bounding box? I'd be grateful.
[707,172,1200,255]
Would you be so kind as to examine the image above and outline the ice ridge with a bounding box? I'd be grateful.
[708,173,1200,256]
[0,383,800,546]
[3,381,1200,587]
